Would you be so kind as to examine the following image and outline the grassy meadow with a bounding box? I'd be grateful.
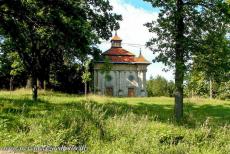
[0,89,230,153]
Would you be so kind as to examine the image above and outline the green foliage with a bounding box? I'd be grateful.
[9,52,24,77]
[81,60,91,84]
[100,56,112,81]
[144,0,229,66]
[0,90,230,153]
[187,31,230,100]
[0,0,121,68]
[82,59,91,95]
[192,30,230,82]
[147,75,175,97]
[185,71,230,100]
[185,71,209,97]
[144,0,230,119]
[217,81,230,100]
[0,0,121,98]
[0,38,27,89]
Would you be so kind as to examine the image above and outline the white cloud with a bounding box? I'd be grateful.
[98,0,174,81]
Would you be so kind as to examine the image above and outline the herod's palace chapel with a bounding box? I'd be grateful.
[94,33,150,97]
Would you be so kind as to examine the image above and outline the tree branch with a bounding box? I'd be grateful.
[184,2,214,8]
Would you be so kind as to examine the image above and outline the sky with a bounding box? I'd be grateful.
[98,0,174,81]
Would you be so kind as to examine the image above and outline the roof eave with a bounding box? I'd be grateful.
[95,61,151,64]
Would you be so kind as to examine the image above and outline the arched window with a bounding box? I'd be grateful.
[128,75,134,81]
[106,75,112,81]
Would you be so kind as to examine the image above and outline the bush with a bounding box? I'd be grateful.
[147,75,175,97]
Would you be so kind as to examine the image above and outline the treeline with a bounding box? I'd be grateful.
[0,0,121,100]
[147,74,229,100]
[147,76,175,97]
[0,51,89,94]
[185,72,230,100]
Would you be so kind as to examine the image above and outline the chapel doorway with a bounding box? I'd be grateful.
[128,88,135,97]
[105,87,113,96]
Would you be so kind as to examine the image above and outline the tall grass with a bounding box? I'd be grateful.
[0,89,229,153]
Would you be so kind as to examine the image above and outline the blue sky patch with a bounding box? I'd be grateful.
[122,0,159,13]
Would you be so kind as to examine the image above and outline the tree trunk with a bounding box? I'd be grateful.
[174,0,185,121]
[32,74,38,101]
[85,82,87,98]
[44,80,46,91]
[175,64,184,120]
[26,77,32,88]
[38,79,44,89]
[9,76,13,91]
[209,78,213,99]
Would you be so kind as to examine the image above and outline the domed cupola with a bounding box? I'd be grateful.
[111,32,122,48]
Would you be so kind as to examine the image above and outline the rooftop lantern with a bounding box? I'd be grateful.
[111,32,122,48]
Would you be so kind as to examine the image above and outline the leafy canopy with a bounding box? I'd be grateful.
[144,0,230,68]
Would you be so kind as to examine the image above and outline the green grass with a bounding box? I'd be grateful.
[0,89,230,154]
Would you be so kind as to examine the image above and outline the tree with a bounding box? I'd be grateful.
[147,75,175,97]
[167,80,175,97]
[0,37,26,90]
[100,56,113,81]
[184,28,230,99]
[185,69,230,99]
[144,0,230,120]
[184,70,209,97]
[82,60,91,97]
[0,0,121,100]
[147,75,168,96]
[192,31,230,99]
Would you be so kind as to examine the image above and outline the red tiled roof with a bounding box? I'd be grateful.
[134,54,150,63]
[102,48,135,56]
[98,33,150,64]
[107,55,135,63]
[100,48,150,64]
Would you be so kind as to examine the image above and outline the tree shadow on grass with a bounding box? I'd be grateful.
[0,97,229,128]
[85,100,230,127]
[91,101,174,121]
[77,99,230,128]
[184,103,230,126]
[0,97,85,119]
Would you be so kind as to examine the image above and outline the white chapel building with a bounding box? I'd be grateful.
[94,33,150,97]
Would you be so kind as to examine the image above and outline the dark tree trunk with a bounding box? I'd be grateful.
[32,73,38,101]
[38,66,49,90]
[175,63,184,120]
[44,74,50,91]
[174,0,185,121]
[38,79,44,89]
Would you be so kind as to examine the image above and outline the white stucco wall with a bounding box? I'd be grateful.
[94,63,148,97]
